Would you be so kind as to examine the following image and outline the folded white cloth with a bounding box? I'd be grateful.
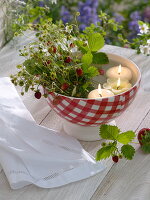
[0,77,105,189]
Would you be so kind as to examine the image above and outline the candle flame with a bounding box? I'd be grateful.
[118,64,122,74]
[98,84,102,96]
[117,77,121,89]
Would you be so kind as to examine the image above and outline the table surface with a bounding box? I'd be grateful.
[0,35,150,200]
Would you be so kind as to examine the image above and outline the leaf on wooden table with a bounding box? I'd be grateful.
[121,144,135,160]
[117,131,135,144]
[100,124,120,140]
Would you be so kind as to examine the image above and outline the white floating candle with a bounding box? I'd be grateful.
[106,64,132,81]
[103,78,132,95]
[88,84,114,99]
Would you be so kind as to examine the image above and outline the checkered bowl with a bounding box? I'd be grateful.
[46,53,141,127]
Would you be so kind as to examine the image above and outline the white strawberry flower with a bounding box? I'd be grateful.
[65,25,73,34]
[139,23,149,34]
[140,45,150,55]
[147,39,150,45]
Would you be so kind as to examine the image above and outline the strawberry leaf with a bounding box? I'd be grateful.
[100,124,120,140]
[96,143,116,161]
[117,131,135,144]
[86,66,99,77]
[82,52,93,65]
[75,40,88,54]
[92,52,109,65]
[88,33,104,52]
[121,144,135,160]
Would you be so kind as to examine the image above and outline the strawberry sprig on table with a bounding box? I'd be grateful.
[138,128,150,153]
[96,125,150,163]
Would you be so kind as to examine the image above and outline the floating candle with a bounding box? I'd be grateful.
[88,84,114,99]
[106,64,132,81]
[103,78,132,95]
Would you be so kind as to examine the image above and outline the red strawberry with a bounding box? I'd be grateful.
[61,83,69,91]
[70,43,75,48]
[99,69,105,75]
[112,155,119,163]
[76,68,83,76]
[64,56,72,63]
[52,46,57,53]
[138,128,150,145]
[35,91,41,99]
[47,60,51,65]
[48,46,57,54]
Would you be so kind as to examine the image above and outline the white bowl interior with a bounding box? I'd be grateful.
[93,53,141,88]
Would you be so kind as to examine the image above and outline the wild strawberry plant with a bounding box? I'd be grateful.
[11,19,109,98]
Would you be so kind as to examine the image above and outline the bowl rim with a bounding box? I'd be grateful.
[48,53,141,101]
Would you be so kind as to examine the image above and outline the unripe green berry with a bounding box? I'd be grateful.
[101,142,106,147]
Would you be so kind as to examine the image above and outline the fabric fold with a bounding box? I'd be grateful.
[0,77,105,189]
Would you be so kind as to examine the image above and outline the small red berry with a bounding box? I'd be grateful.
[138,128,150,145]
[76,68,83,76]
[35,91,42,99]
[61,83,69,91]
[52,46,57,53]
[48,46,57,54]
[112,156,119,163]
[70,43,75,48]
[64,56,72,63]
[47,60,51,65]
[99,69,105,75]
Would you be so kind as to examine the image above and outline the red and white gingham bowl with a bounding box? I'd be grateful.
[46,54,141,127]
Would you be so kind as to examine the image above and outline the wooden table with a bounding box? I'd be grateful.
[0,40,150,200]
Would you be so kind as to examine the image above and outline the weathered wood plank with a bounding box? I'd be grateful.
[91,107,150,200]
[129,53,150,92]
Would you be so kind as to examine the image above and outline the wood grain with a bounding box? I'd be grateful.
[91,52,150,200]
[0,44,150,200]
[91,109,150,200]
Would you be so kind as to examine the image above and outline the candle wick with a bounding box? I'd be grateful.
[99,93,102,97]
[117,86,120,90]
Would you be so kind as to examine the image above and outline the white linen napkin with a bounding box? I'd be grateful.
[0,77,105,189]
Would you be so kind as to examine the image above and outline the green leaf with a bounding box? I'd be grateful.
[25,84,29,92]
[75,40,88,54]
[117,131,136,144]
[23,59,36,75]
[16,64,22,69]
[82,81,91,89]
[121,144,135,160]
[82,52,93,65]
[92,52,109,64]
[100,124,120,140]
[96,144,116,161]
[86,66,99,77]
[138,21,144,26]
[88,33,105,52]
[113,24,118,31]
